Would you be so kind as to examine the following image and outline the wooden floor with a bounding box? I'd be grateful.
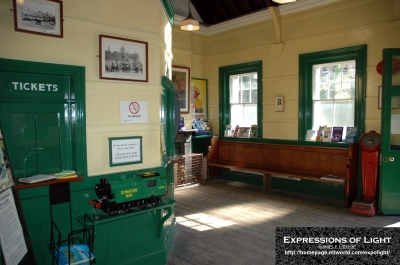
[167,180,400,265]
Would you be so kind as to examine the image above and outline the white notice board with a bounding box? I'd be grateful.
[109,136,143,166]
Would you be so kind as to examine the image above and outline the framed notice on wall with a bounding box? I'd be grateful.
[108,136,143,167]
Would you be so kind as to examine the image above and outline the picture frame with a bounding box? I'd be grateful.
[379,86,400,109]
[275,96,284,112]
[172,66,190,114]
[13,0,63,38]
[108,136,143,167]
[99,35,148,82]
[191,78,208,120]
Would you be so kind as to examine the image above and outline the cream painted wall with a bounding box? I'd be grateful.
[0,0,172,175]
[172,0,400,140]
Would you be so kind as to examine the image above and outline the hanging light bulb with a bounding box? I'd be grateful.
[180,0,199,31]
[16,0,25,4]
[272,0,297,3]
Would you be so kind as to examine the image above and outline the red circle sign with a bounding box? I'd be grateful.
[129,102,140,114]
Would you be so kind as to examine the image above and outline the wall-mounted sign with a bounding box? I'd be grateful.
[109,136,142,167]
[120,100,148,124]
[0,72,67,100]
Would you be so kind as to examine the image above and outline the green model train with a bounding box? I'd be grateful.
[89,171,167,215]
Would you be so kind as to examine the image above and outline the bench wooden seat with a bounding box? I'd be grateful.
[207,136,358,207]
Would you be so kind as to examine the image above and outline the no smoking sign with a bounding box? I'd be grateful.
[120,100,148,124]
[129,102,140,114]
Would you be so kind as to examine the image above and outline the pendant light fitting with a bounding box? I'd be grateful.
[180,0,199,31]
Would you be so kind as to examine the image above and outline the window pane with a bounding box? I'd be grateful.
[229,72,258,128]
[251,74,257,89]
[320,67,329,82]
[333,100,354,127]
[251,89,257,103]
[343,63,355,81]
[319,83,329,100]
[342,82,355,99]
[313,101,333,129]
[330,82,342,99]
[241,76,250,89]
[230,76,240,103]
[242,90,250,103]
[330,65,342,82]
[243,104,257,126]
[231,105,243,126]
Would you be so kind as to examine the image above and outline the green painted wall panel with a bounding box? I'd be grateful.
[119,217,136,260]
[133,214,150,257]
[106,222,124,264]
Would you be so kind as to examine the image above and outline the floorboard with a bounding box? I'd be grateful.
[167,180,400,265]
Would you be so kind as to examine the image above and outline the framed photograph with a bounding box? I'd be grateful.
[172,66,190,114]
[13,0,63,38]
[191,78,208,120]
[108,136,143,167]
[275,96,284,112]
[99,35,148,82]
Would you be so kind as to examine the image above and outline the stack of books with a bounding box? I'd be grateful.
[18,170,77,184]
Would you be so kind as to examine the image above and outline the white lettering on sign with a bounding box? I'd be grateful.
[11,82,59,92]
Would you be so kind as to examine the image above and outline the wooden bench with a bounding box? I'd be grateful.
[207,136,358,207]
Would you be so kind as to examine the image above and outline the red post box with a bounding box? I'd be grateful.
[350,131,381,216]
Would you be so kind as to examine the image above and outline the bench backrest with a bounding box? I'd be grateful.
[208,136,356,179]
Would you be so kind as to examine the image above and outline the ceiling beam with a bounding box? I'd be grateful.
[193,0,219,25]
[241,0,252,11]
[264,0,273,8]
[214,0,230,20]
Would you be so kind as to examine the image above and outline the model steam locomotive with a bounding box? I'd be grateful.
[89,171,167,215]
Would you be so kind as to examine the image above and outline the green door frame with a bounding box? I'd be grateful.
[379,49,400,214]
[0,58,87,177]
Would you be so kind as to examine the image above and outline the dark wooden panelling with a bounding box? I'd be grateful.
[304,152,319,172]
[291,150,305,170]
[318,152,333,174]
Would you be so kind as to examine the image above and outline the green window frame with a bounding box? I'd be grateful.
[298,45,367,141]
[219,61,263,138]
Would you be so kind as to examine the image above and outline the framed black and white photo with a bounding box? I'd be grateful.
[172,66,190,114]
[99,35,148,82]
[13,0,63,38]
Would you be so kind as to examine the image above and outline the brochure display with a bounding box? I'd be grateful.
[0,189,27,265]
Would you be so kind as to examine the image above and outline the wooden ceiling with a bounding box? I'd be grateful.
[189,0,281,26]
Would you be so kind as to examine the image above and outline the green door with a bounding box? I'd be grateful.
[0,103,70,178]
[379,48,400,214]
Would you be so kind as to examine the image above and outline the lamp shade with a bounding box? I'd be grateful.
[272,0,297,3]
[180,18,200,31]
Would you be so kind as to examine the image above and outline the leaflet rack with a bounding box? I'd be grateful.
[47,182,95,265]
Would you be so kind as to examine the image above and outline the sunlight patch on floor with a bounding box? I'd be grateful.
[385,222,400,227]
[176,213,236,231]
